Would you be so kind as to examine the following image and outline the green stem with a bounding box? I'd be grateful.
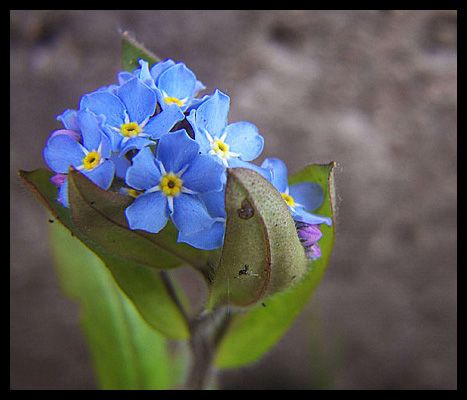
[160,260,232,390]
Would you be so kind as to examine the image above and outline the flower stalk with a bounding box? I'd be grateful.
[185,308,231,390]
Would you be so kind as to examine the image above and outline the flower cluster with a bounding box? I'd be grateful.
[43,58,330,254]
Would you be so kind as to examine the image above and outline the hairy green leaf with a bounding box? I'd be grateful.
[49,221,179,389]
[19,169,190,340]
[67,169,209,271]
[121,30,161,72]
[213,162,336,368]
[208,168,308,309]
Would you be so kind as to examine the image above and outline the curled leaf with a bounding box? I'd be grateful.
[214,162,336,368]
[67,168,209,271]
[208,168,308,309]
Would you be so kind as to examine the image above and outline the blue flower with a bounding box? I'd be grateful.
[124,130,225,241]
[151,60,206,112]
[119,59,206,112]
[43,109,115,207]
[261,158,332,227]
[187,89,268,178]
[80,77,184,152]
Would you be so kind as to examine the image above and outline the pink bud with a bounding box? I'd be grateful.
[50,173,67,188]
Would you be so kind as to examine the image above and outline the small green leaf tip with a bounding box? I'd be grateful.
[120,30,161,72]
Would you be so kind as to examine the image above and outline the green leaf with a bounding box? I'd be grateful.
[48,220,179,389]
[19,169,190,340]
[207,168,308,309]
[121,30,161,72]
[213,162,336,369]
[67,169,209,271]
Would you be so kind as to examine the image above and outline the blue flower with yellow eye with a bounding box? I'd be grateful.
[43,109,115,207]
[124,130,224,241]
[150,59,206,111]
[80,77,184,152]
[187,89,267,177]
[118,59,206,112]
[261,158,332,227]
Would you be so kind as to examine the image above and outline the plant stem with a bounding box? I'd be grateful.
[159,269,233,390]
[159,270,190,325]
[185,308,232,390]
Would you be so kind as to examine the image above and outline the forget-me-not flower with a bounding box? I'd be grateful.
[187,89,268,178]
[124,130,224,239]
[80,77,184,152]
[150,59,206,111]
[43,109,115,207]
[261,158,332,227]
[118,59,206,112]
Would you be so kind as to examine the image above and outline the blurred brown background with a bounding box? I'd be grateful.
[10,10,457,390]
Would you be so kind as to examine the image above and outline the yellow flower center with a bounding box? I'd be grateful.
[127,189,141,198]
[281,193,295,208]
[82,151,100,170]
[211,140,229,158]
[160,173,183,196]
[163,96,184,107]
[120,122,141,138]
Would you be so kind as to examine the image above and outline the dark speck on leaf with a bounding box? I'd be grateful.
[237,198,254,219]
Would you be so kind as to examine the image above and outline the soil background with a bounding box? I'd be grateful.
[10,10,457,390]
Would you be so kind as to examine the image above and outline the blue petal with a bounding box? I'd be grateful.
[156,130,199,173]
[117,70,133,86]
[104,130,124,153]
[185,94,211,113]
[84,159,115,190]
[77,109,110,156]
[56,109,79,131]
[120,136,153,154]
[199,190,226,218]
[116,78,157,124]
[80,90,126,129]
[150,59,176,82]
[194,89,230,138]
[260,158,289,193]
[292,207,332,226]
[194,79,206,97]
[57,178,69,208]
[289,182,324,211]
[228,159,273,183]
[126,147,162,190]
[224,121,264,161]
[143,104,185,140]
[177,221,225,250]
[125,191,169,233]
[135,59,154,87]
[43,134,85,173]
[157,63,196,104]
[187,109,212,154]
[110,152,131,180]
[171,194,214,235]
[181,155,224,193]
